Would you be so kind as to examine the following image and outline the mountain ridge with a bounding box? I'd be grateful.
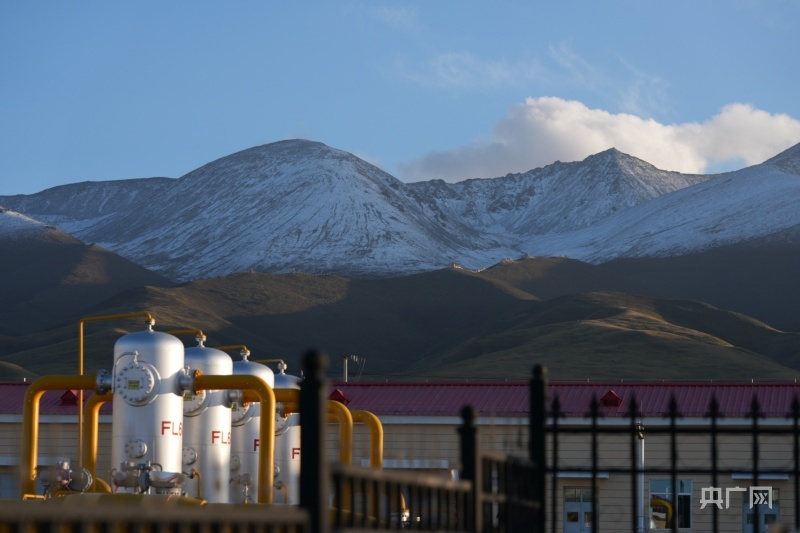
[1,139,799,282]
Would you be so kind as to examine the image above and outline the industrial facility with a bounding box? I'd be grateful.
[1,312,799,532]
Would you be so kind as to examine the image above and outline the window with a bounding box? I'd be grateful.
[650,480,692,529]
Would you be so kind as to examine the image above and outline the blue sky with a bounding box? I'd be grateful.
[2,1,799,195]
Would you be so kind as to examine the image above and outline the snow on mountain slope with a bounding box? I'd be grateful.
[0,207,52,239]
[125,140,517,280]
[524,149,800,262]
[0,178,175,234]
[1,140,515,281]
[406,148,711,236]
[2,139,799,281]
[764,142,800,176]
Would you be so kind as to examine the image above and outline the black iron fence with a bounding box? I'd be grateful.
[305,355,800,533]
[543,381,800,533]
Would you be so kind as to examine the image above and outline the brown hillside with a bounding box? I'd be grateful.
[3,268,800,382]
[411,292,800,382]
[0,268,531,379]
[475,235,800,333]
[0,227,173,336]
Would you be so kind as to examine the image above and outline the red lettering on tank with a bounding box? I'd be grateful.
[161,421,182,436]
[292,447,301,459]
[254,438,260,452]
[211,430,231,444]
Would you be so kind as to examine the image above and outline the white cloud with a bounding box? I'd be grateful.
[399,97,800,182]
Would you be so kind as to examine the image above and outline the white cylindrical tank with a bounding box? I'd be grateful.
[229,352,275,504]
[182,338,233,503]
[110,324,186,494]
[273,361,302,504]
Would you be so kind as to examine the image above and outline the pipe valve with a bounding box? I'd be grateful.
[95,369,113,395]
[178,368,200,394]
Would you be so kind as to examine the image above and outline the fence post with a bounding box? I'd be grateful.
[530,364,547,533]
[300,350,329,533]
[459,405,482,532]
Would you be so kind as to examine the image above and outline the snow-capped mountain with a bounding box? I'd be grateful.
[524,143,800,262]
[2,141,510,280]
[406,147,711,236]
[1,139,799,281]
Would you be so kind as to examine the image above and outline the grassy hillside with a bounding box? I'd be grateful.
[408,292,800,381]
[0,228,173,336]
[2,265,799,382]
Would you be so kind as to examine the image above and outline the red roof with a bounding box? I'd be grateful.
[331,382,800,419]
[0,381,798,419]
[330,382,530,417]
[0,383,111,416]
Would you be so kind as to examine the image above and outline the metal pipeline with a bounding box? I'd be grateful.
[77,312,154,465]
[81,391,113,493]
[215,345,250,357]
[351,410,383,469]
[326,401,354,511]
[192,373,275,504]
[242,389,355,466]
[190,469,202,501]
[326,400,354,465]
[242,388,298,413]
[21,374,99,497]
[166,329,205,340]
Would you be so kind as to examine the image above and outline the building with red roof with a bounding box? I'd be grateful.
[1,379,798,530]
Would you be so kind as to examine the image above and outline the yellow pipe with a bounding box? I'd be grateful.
[326,401,353,511]
[81,391,112,492]
[77,312,154,466]
[243,388,298,404]
[193,374,275,504]
[326,401,353,465]
[166,329,205,339]
[243,389,299,414]
[21,374,98,497]
[352,410,384,469]
[349,410,383,519]
[215,345,249,355]
[240,395,299,414]
[94,478,112,494]
[190,468,202,500]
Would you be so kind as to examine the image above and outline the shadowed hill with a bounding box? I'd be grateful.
[0,224,173,336]
[0,269,531,378]
[2,268,800,382]
[411,292,800,381]
[474,235,800,333]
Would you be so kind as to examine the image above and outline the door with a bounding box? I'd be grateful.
[743,488,779,533]
[564,487,594,533]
